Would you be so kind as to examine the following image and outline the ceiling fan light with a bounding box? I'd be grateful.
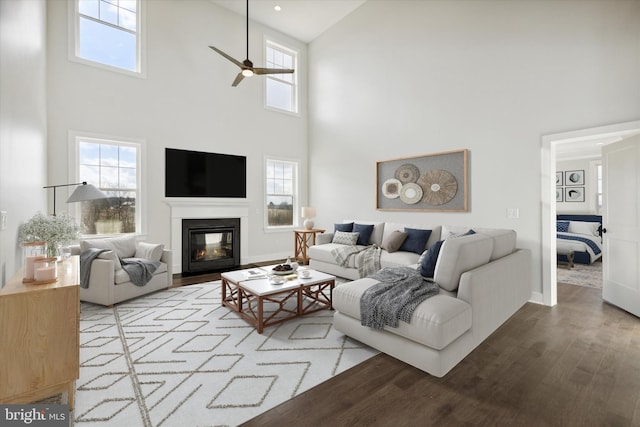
[242,69,254,77]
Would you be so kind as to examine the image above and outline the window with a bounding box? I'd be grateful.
[72,0,143,75]
[265,159,298,228]
[265,40,298,114]
[596,162,602,214]
[72,134,142,235]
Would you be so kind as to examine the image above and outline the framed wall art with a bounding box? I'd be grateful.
[565,170,584,186]
[556,188,563,202]
[565,187,585,202]
[556,172,563,186]
[376,149,468,211]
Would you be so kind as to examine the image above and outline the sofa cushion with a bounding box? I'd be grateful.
[333,278,472,350]
[332,231,359,246]
[353,223,375,246]
[334,222,354,232]
[381,230,408,253]
[80,239,124,271]
[309,243,358,268]
[434,234,494,291]
[379,250,420,269]
[383,223,442,250]
[135,242,164,262]
[399,228,432,254]
[345,220,385,246]
[419,240,444,278]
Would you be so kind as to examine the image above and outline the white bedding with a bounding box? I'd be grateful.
[557,232,603,263]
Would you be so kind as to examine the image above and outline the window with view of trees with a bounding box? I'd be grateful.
[74,136,141,235]
[265,159,298,228]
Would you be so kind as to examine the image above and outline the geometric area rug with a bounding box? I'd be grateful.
[70,281,378,426]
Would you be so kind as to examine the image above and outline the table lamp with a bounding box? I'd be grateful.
[301,207,316,230]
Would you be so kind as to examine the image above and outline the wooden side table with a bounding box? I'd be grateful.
[294,229,325,265]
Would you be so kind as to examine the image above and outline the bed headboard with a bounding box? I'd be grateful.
[557,214,603,236]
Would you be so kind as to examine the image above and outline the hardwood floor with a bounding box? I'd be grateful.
[239,283,640,426]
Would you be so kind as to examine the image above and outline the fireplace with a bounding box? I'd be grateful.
[182,218,240,274]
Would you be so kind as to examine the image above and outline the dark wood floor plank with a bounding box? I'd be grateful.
[238,283,640,427]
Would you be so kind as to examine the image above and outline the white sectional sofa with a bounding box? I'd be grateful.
[310,220,531,377]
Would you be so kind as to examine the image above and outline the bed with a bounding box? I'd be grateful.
[556,214,603,265]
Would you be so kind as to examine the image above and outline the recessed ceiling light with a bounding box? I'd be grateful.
[274,5,282,12]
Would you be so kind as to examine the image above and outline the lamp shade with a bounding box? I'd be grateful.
[66,184,108,203]
[301,207,316,219]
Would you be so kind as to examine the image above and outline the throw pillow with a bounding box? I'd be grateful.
[568,221,600,236]
[80,239,123,271]
[334,222,354,233]
[419,240,444,278]
[556,221,570,233]
[399,227,432,254]
[381,230,408,253]
[353,223,374,246]
[135,242,165,262]
[332,231,359,246]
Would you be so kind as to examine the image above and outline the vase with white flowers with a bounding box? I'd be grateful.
[20,212,80,258]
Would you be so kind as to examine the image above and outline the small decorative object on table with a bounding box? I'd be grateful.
[19,212,80,258]
[22,241,46,282]
[33,257,58,283]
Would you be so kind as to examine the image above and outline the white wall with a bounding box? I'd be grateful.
[46,0,308,266]
[308,0,640,296]
[0,0,48,286]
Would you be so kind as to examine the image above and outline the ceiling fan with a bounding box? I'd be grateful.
[209,0,294,87]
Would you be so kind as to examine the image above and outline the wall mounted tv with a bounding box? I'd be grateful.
[165,148,246,198]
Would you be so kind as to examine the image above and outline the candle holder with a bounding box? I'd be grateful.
[22,241,46,282]
[32,257,58,284]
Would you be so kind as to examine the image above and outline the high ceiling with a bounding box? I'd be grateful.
[211,0,367,43]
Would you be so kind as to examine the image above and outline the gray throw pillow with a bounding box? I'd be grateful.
[332,231,359,246]
[381,230,408,253]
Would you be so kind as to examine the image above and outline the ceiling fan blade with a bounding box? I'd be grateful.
[231,72,245,87]
[208,46,244,68]
[252,68,295,75]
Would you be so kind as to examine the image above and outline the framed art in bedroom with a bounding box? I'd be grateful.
[565,170,584,186]
[565,187,585,202]
[376,149,468,212]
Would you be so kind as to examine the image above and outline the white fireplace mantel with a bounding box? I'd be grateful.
[164,198,249,274]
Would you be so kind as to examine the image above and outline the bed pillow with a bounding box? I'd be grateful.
[568,221,600,237]
[399,228,432,254]
[557,221,570,233]
[353,223,374,246]
[332,231,359,246]
[334,222,354,233]
[381,231,408,253]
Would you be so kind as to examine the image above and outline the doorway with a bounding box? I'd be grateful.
[540,120,640,307]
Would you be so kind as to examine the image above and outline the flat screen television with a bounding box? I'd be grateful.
[165,148,246,198]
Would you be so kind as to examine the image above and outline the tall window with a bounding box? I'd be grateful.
[72,0,143,75]
[74,135,141,235]
[596,162,603,214]
[265,159,298,228]
[265,40,298,114]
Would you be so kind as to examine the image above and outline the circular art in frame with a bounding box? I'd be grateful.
[394,163,420,184]
[399,183,423,204]
[418,169,458,205]
[382,178,402,199]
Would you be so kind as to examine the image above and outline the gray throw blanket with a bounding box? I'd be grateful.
[360,267,439,330]
[80,248,110,289]
[120,258,160,287]
[331,244,382,278]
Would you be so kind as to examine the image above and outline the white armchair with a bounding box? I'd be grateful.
[70,235,172,306]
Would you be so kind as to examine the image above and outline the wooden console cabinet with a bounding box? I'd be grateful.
[0,256,80,409]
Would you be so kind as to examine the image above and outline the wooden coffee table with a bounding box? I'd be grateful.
[220,267,336,333]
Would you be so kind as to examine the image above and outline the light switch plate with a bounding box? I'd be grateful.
[507,208,519,219]
[1,211,7,230]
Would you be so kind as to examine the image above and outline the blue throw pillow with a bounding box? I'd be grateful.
[353,223,374,246]
[334,222,354,233]
[557,221,569,233]
[399,227,432,254]
[420,240,444,278]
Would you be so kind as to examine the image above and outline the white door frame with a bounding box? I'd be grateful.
[540,120,640,307]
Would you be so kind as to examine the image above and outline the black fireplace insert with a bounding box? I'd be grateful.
[182,218,240,274]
